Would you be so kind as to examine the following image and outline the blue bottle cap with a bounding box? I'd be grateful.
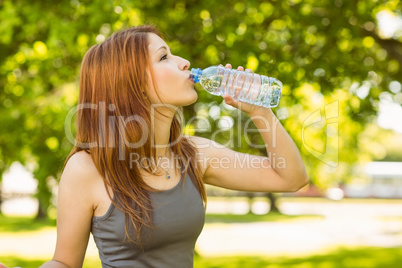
[190,68,203,83]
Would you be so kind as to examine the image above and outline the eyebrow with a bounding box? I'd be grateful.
[155,46,169,54]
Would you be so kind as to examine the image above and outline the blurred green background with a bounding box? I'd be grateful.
[1,0,402,267]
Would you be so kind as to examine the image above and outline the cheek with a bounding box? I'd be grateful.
[146,71,177,103]
[155,70,177,92]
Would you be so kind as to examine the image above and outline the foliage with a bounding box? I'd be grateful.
[0,0,401,217]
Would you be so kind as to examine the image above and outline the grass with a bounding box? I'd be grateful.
[0,256,101,268]
[207,196,402,205]
[194,247,402,268]
[0,256,45,268]
[205,211,324,223]
[2,246,402,268]
[1,197,401,267]
[0,215,56,233]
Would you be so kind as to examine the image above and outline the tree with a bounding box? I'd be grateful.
[0,0,401,218]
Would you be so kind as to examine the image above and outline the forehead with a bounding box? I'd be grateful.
[147,33,167,53]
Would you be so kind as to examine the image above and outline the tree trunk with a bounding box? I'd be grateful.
[267,192,280,213]
[34,174,52,220]
[35,199,47,220]
[0,183,3,215]
[246,192,254,214]
[0,171,3,215]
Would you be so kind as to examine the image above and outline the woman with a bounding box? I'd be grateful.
[30,25,309,267]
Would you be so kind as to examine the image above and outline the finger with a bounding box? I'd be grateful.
[222,94,232,102]
[225,63,232,69]
[223,94,237,107]
[237,66,244,71]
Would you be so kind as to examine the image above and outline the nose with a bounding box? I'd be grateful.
[177,56,190,71]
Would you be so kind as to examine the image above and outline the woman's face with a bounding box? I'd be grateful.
[146,33,197,107]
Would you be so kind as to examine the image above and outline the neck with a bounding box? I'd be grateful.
[152,106,176,157]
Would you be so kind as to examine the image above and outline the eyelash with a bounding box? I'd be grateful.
[160,54,168,61]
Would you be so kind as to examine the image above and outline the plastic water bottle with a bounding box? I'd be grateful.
[189,65,282,108]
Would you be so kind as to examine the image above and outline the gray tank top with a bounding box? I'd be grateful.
[91,169,205,268]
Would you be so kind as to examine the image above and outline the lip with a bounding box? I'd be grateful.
[188,76,195,84]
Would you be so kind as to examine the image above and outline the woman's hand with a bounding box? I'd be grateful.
[221,63,269,115]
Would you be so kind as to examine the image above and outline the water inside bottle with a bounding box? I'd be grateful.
[199,75,223,95]
[269,81,282,107]
[196,69,282,107]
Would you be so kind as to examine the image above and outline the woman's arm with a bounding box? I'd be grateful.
[247,106,309,190]
[189,65,308,193]
[40,260,70,268]
[190,133,308,193]
[40,152,97,268]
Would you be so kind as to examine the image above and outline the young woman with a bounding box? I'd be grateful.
[33,25,308,268]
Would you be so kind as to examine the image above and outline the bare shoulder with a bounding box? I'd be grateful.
[60,150,102,196]
[65,150,98,174]
[63,150,99,178]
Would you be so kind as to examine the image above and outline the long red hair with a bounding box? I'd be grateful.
[64,25,206,244]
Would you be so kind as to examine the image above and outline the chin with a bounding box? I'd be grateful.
[188,91,198,105]
[178,98,197,107]
[172,89,198,107]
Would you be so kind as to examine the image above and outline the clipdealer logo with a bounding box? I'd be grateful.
[302,100,339,167]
